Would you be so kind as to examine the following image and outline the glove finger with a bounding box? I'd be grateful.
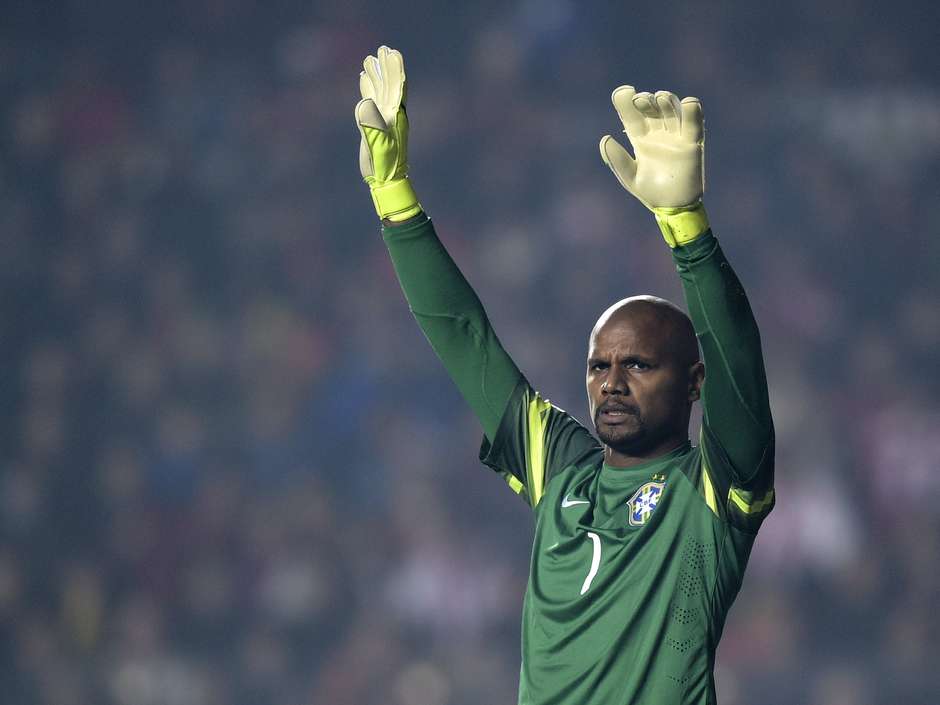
[680,97,704,143]
[611,85,646,138]
[363,54,383,95]
[381,46,407,106]
[370,46,403,125]
[599,135,638,192]
[376,46,391,103]
[359,71,375,100]
[655,91,682,134]
[356,98,387,131]
[632,92,663,129]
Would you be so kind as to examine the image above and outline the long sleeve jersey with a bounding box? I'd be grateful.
[383,213,774,705]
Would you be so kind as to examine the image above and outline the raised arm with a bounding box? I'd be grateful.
[599,86,773,495]
[356,48,600,508]
[673,233,773,486]
[381,215,521,442]
[355,46,519,441]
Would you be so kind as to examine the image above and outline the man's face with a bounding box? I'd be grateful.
[586,303,702,461]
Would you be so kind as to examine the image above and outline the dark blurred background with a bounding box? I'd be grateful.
[1,1,938,703]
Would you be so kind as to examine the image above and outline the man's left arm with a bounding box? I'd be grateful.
[673,226,775,517]
[600,86,774,529]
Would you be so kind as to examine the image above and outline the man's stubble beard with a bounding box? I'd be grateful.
[595,410,684,458]
[595,412,648,454]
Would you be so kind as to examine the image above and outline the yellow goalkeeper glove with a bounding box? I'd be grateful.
[356,45,422,222]
[600,86,709,247]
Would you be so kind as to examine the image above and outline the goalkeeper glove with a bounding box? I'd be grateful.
[600,86,709,247]
[356,46,422,222]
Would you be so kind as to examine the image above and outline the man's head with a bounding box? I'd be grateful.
[586,296,704,466]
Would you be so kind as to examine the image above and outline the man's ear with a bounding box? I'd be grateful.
[688,361,705,401]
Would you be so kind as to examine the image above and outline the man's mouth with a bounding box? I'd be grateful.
[597,404,638,424]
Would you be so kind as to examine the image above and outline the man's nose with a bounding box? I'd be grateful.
[603,368,628,395]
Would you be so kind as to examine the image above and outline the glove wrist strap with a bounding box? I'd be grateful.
[652,204,710,248]
[370,178,421,222]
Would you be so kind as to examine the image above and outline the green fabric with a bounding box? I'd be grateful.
[478,380,601,507]
[483,417,754,704]
[383,214,520,442]
[673,230,775,525]
[382,216,774,704]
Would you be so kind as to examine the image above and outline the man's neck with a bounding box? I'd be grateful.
[603,437,689,468]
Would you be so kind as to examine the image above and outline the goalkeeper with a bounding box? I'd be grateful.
[356,46,774,705]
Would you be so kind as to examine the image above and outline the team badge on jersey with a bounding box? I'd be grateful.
[627,481,665,526]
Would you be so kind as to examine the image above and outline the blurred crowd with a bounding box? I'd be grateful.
[1,2,938,704]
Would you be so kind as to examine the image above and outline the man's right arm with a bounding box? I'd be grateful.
[359,46,600,507]
[382,212,520,443]
[354,46,520,441]
[383,213,601,508]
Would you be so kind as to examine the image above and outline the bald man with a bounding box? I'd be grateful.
[360,47,774,705]
[588,296,704,468]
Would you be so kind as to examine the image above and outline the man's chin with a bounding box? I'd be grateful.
[596,424,644,451]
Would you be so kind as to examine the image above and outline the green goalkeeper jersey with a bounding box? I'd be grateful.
[383,214,774,705]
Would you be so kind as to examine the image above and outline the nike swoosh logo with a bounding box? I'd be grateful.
[561,493,591,508]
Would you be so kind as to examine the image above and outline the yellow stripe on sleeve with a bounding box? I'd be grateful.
[728,486,775,515]
[701,460,720,518]
[525,392,552,507]
[505,474,525,496]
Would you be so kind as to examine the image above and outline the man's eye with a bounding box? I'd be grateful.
[590,363,607,371]
[627,361,649,370]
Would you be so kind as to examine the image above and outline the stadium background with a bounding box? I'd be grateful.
[1,1,938,703]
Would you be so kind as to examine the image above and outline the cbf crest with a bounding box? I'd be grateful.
[627,481,665,526]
